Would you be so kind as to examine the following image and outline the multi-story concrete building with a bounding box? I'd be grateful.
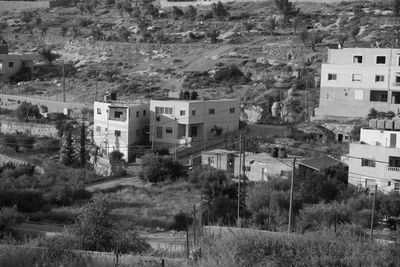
[345,120,400,193]
[149,95,239,147]
[93,96,149,161]
[0,38,35,81]
[314,48,400,120]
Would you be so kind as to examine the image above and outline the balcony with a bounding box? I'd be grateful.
[387,166,400,172]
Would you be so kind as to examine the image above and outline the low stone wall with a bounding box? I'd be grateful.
[0,153,28,167]
[0,0,71,11]
[0,121,58,138]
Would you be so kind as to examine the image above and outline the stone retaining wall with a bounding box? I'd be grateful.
[0,121,58,138]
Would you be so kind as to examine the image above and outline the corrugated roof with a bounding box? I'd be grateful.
[299,155,342,172]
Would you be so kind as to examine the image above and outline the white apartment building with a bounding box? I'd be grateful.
[93,98,149,161]
[149,97,239,146]
[314,48,400,120]
[345,122,400,193]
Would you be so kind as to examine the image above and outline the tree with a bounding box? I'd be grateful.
[153,30,167,44]
[139,155,186,183]
[242,21,255,36]
[172,6,184,20]
[60,24,68,37]
[299,29,309,47]
[119,27,130,42]
[60,131,78,167]
[350,26,360,43]
[336,33,348,48]
[0,206,23,233]
[394,0,400,17]
[211,1,229,20]
[144,3,158,19]
[310,31,323,51]
[0,21,8,35]
[207,28,220,44]
[274,0,300,25]
[37,45,60,64]
[266,17,277,35]
[15,102,41,122]
[184,5,197,21]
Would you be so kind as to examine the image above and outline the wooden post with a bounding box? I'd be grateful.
[193,205,197,247]
[186,215,190,261]
[288,157,296,233]
[237,135,242,227]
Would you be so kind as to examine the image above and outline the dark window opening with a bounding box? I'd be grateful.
[97,108,101,114]
[209,108,215,115]
[114,111,123,118]
[230,108,235,113]
[353,55,363,64]
[191,126,197,137]
[328,73,337,80]
[375,75,384,82]
[389,156,400,167]
[370,90,388,102]
[361,158,376,167]
[392,92,400,104]
[166,127,173,134]
[8,62,14,68]
[115,130,121,137]
[376,56,386,64]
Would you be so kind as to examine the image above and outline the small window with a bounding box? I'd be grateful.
[395,182,400,191]
[208,157,214,164]
[209,108,215,115]
[192,109,196,116]
[376,56,386,64]
[388,181,391,186]
[375,75,384,82]
[160,107,165,114]
[114,111,123,118]
[370,90,388,102]
[180,110,186,116]
[352,74,362,82]
[136,111,139,118]
[115,130,121,137]
[191,126,197,136]
[230,108,235,113]
[97,108,101,114]
[361,158,376,167]
[96,126,101,132]
[167,108,173,114]
[328,73,337,81]
[143,110,146,116]
[8,62,14,68]
[353,55,363,64]
[105,127,108,132]
[245,166,251,172]
[166,127,173,134]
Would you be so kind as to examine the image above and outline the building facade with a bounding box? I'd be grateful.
[149,98,239,147]
[93,98,149,161]
[345,124,400,193]
[0,39,35,81]
[314,48,400,120]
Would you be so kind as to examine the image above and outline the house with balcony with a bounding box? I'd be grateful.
[314,48,400,121]
[149,92,240,149]
[0,38,35,81]
[344,119,400,193]
[93,94,149,161]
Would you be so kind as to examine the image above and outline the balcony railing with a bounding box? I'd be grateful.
[392,82,400,87]
[387,166,400,172]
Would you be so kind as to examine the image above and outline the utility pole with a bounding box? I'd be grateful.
[95,70,98,102]
[370,184,378,241]
[193,205,197,247]
[242,135,246,226]
[305,67,309,122]
[62,60,66,102]
[288,157,296,233]
[80,121,86,168]
[237,135,242,228]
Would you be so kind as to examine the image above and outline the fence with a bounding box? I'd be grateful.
[0,120,58,138]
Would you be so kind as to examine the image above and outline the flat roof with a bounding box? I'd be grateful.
[151,98,237,103]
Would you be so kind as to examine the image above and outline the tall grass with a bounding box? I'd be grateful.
[197,226,400,267]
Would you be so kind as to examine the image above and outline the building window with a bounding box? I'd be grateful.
[97,108,101,114]
[395,182,400,191]
[353,55,363,64]
[376,56,386,64]
[180,110,186,116]
[209,108,215,115]
[375,75,384,82]
[8,62,14,68]
[328,73,337,81]
[115,130,121,137]
[352,74,362,82]
[370,90,388,102]
[166,127,173,134]
[143,110,146,116]
[230,108,235,113]
[191,126,197,137]
[136,111,139,118]
[96,126,101,132]
[361,158,376,167]
[192,109,196,116]
[156,127,163,138]
[388,181,391,186]
[208,157,214,164]
[105,127,108,132]
[245,166,251,172]
[114,111,123,118]
[395,76,400,86]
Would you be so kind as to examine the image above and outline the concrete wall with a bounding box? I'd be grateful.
[360,128,400,148]
[0,121,58,138]
[322,123,356,142]
[0,54,35,81]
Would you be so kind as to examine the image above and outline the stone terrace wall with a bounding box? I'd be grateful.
[0,0,71,11]
[0,153,28,166]
[0,121,58,138]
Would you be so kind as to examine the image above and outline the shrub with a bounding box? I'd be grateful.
[15,102,41,122]
[139,155,186,183]
[170,211,193,231]
[0,190,46,213]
